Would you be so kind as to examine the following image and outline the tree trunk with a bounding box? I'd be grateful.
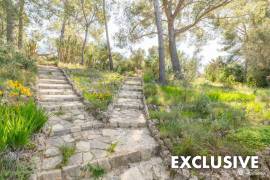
[103,0,113,70]
[81,25,89,65]
[4,0,15,44]
[58,15,67,62]
[168,19,181,76]
[18,0,25,49]
[153,0,166,84]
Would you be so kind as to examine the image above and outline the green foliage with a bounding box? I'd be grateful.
[0,153,33,180]
[0,100,48,150]
[193,95,210,117]
[159,119,182,138]
[57,145,75,168]
[0,45,37,86]
[83,164,105,180]
[106,142,118,154]
[206,90,255,102]
[57,35,82,64]
[145,79,270,156]
[228,126,270,154]
[205,57,244,85]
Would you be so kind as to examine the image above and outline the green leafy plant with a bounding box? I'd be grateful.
[82,164,105,180]
[57,145,75,168]
[0,100,48,150]
[106,142,118,154]
[0,152,33,179]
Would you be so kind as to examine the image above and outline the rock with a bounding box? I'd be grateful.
[68,153,83,165]
[120,167,144,180]
[76,141,90,152]
[42,156,62,170]
[38,170,62,180]
[83,152,93,162]
[44,147,60,157]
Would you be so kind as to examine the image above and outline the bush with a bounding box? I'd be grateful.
[0,153,33,179]
[193,95,211,117]
[227,126,270,154]
[0,45,37,86]
[0,100,48,150]
[205,57,244,84]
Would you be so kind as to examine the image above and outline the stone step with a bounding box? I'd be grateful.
[124,80,142,86]
[118,91,143,99]
[38,71,64,76]
[114,98,143,110]
[103,157,170,180]
[126,77,141,81]
[39,79,68,84]
[121,85,143,92]
[38,65,59,70]
[41,101,84,111]
[38,83,72,89]
[47,119,104,137]
[39,95,82,102]
[38,75,67,80]
[39,89,74,95]
[33,128,158,179]
[109,109,146,128]
[38,69,63,73]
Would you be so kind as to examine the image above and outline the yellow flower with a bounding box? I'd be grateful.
[7,80,22,89]
[0,90,3,96]
[20,87,32,97]
[9,92,19,97]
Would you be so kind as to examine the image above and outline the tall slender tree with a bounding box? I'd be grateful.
[153,0,166,84]
[80,0,99,65]
[3,0,16,44]
[18,0,25,49]
[162,0,232,77]
[102,0,113,70]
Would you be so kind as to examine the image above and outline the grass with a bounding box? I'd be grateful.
[0,100,48,150]
[60,64,123,118]
[106,142,118,155]
[57,145,75,168]
[0,152,33,180]
[144,74,270,156]
[82,164,105,179]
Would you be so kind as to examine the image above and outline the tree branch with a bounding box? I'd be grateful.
[172,0,185,18]
[175,0,232,35]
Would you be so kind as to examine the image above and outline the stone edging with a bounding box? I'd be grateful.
[141,81,192,179]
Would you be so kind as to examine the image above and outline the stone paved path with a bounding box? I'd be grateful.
[32,65,169,180]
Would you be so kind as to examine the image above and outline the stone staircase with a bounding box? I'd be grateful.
[32,66,169,180]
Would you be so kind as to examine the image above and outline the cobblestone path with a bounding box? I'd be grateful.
[32,65,169,180]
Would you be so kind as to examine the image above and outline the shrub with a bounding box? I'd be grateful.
[205,57,244,84]
[57,145,75,168]
[227,126,270,154]
[173,137,197,156]
[0,153,33,179]
[143,83,157,97]
[0,46,37,86]
[0,100,48,150]
[143,70,156,83]
[193,95,211,117]
[211,108,246,133]
[82,164,105,179]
